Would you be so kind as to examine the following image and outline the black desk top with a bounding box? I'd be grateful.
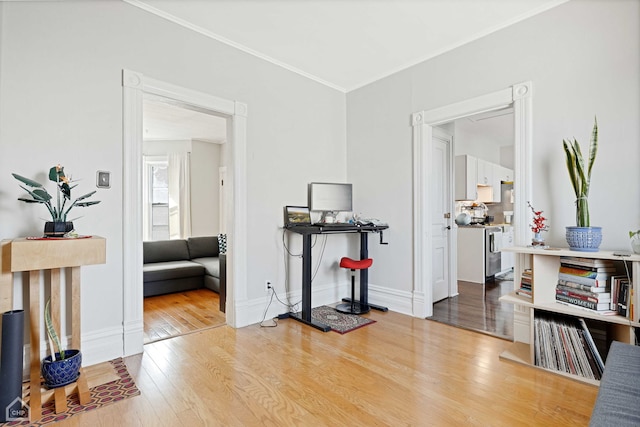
[284,223,388,235]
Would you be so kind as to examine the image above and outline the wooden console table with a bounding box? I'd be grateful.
[0,236,106,421]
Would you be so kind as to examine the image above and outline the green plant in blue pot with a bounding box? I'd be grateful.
[12,165,100,237]
[563,117,602,251]
[41,299,82,389]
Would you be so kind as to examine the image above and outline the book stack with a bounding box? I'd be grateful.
[534,312,604,380]
[517,269,532,299]
[555,257,615,313]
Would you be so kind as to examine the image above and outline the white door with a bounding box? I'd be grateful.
[431,129,452,302]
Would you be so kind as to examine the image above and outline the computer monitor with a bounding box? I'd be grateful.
[308,182,353,215]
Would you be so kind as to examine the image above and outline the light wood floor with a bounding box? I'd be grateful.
[430,276,515,340]
[143,289,226,343]
[58,309,598,426]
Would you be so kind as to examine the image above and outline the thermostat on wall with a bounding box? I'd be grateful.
[96,171,111,189]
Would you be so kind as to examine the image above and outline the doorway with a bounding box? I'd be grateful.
[141,96,228,343]
[122,70,248,356]
[410,82,532,324]
[429,109,516,339]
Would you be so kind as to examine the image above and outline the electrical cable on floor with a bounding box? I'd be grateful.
[259,288,278,328]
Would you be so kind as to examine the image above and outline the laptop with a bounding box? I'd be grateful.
[283,206,311,228]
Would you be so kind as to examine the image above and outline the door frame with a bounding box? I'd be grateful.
[411,82,532,318]
[122,70,248,355]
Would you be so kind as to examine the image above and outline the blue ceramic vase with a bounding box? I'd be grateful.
[41,349,82,389]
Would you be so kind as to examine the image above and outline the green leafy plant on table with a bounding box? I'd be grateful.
[12,165,100,223]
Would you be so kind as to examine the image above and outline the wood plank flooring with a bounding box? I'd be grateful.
[143,289,226,343]
[57,309,598,426]
[429,275,514,340]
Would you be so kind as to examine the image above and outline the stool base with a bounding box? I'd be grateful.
[341,298,389,312]
[335,302,370,315]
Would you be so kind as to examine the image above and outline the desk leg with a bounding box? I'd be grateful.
[342,232,388,312]
[287,233,330,332]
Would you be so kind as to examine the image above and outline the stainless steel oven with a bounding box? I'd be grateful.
[485,226,502,279]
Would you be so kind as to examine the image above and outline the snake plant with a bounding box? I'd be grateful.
[12,165,100,222]
[45,299,66,360]
[563,117,598,227]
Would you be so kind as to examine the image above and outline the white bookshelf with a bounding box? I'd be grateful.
[499,247,640,385]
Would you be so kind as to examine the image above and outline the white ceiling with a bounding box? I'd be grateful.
[127,0,567,92]
[143,97,227,142]
[135,0,564,141]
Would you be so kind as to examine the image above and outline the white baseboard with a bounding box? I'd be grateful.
[235,281,415,328]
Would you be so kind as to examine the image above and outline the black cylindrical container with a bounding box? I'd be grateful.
[0,310,25,422]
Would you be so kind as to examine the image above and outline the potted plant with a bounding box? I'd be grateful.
[563,117,602,252]
[527,201,548,246]
[41,299,82,389]
[12,165,101,237]
[629,230,640,255]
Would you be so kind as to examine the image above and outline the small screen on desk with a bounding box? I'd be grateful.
[308,182,352,212]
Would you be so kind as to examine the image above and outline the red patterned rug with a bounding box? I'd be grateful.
[2,358,140,426]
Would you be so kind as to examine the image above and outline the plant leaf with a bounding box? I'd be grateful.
[75,190,97,201]
[587,116,598,183]
[45,299,64,360]
[75,201,101,207]
[12,173,43,188]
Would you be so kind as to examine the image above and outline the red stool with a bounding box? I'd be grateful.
[335,257,373,315]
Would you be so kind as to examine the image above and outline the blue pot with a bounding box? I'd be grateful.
[566,226,602,252]
[44,221,74,237]
[41,349,82,389]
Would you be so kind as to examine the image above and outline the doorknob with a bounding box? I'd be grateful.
[445,225,451,230]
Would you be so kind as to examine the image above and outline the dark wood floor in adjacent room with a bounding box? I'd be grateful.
[143,288,226,343]
[429,272,515,340]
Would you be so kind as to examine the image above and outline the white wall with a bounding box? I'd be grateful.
[190,140,221,237]
[0,1,347,364]
[347,0,640,300]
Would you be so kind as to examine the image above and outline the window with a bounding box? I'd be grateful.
[144,157,169,240]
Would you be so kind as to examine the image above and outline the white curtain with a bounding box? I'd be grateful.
[168,152,192,239]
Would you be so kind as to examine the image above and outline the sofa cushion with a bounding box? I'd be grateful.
[191,257,220,278]
[143,260,205,282]
[187,236,219,259]
[143,239,190,264]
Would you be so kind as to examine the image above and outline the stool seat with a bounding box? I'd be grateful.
[339,257,373,270]
[336,257,373,315]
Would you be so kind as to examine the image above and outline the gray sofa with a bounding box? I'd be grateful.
[143,236,221,297]
[589,341,640,426]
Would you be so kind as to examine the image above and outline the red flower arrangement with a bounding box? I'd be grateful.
[528,201,548,233]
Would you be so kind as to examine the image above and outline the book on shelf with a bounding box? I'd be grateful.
[560,256,615,268]
[516,288,532,298]
[557,278,609,293]
[617,280,630,317]
[557,272,610,288]
[556,287,611,304]
[558,265,615,279]
[555,293,613,311]
[556,284,611,302]
[559,262,616,273]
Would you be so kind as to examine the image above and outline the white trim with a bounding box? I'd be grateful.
[122,0,344,93]
[411,82,532,318]
[122,70,248,355]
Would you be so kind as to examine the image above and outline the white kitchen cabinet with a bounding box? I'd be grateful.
[457,226,485,283]
[454,155,477,201]
[500,226,514,272]
[476,158,492,186]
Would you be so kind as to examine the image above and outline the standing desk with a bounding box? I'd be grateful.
[284,223,388,331]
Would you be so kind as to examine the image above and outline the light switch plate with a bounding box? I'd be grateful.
[96,171,111,188]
